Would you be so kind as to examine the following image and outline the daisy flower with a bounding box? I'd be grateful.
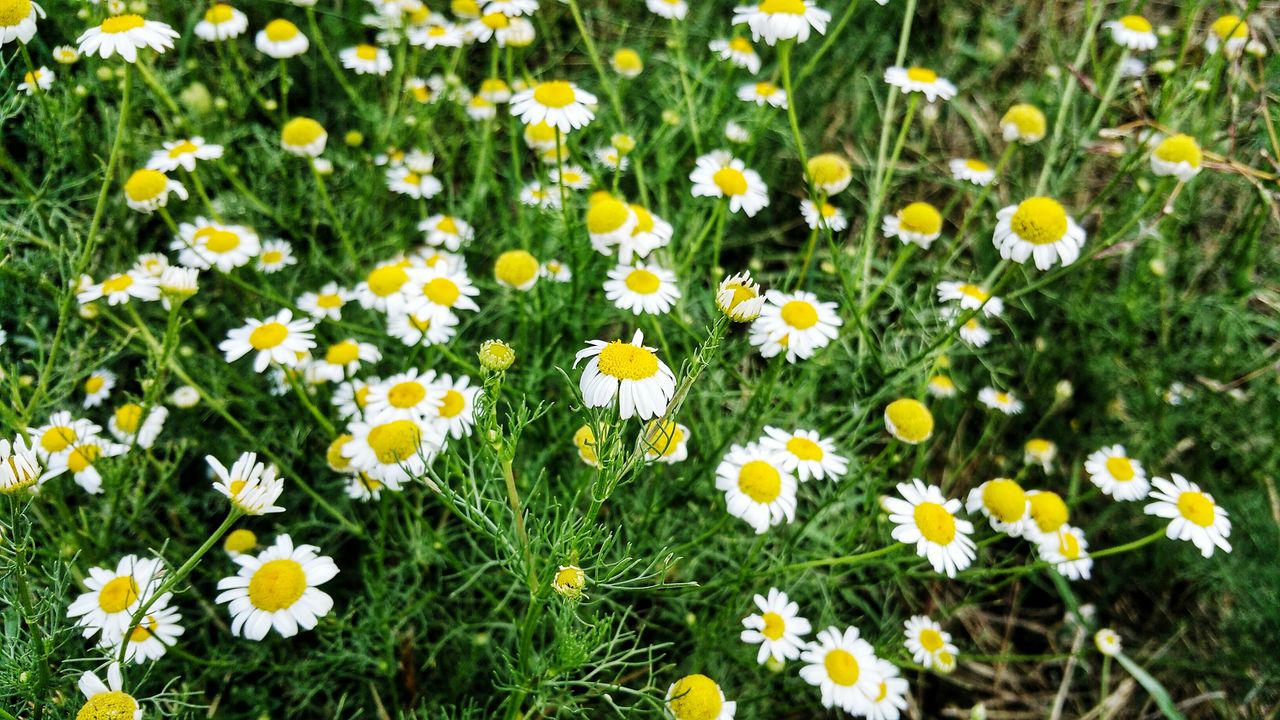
[219,309,316,373]
[927,374,957,398]
[341,43,392,74]
[1104,15,1157,50]
[642,419,689,464]
[483,0,538,16]
[297,283,350,320]
[1000,103,1047,144]
[29,411,101,461]
[75,664,141,720]
[949,158,995,186]
[332,378,373,420]
[386,308,459,347]
[1144,473,1232,557]
[419,214,474,251]
[17,66,52,94]
[355,261,417,314]
[749,289,841,363]
[195,3,248,41]
[77,14,179,62]
[738,80,787,108]
[948,309,992,347]
[432,374,480,439]
[882,201,943,249]
[806,153,853,195]
[101,603,184,663]
[604,262,681,315]
[740,587,811,664]
[573,424,600,467]
[551,564,587,600]
[689,150,769,216]
[1025,490,1070,541]
[386,165,444,199]
[551,165,592,191]
[800,199,848,232]
[208,452,285,515]
[585,195,637,253]
[866,658,910,720]
[884,66,957,102]
[107,403,167,449]
[936,281,1003,317]
[715,443,798,534]
[883,398,934,444]
[122,168,186,213]
[665,674,736,720]
[509,80,597,133]
[280,116,328,157]
[77,270,160,306]
[1023,438,1057,471]
[405,263,482,319]
[408,21,464,49]
[494,249,540,291]
[256,18,309,57]
[540,259,572,282]
[519,181,561,209]
[522,120,564,151]
[1037,525,1093,580]
[994,196,1087,269]
[1150,133,1203,181]
[171,218,260,272]
[903,615,958,670]
[365,369,442,422]
[313,339,382,383]
[0,435,40,495]
[256,239,296,274]
[965,478,1031,536]
[799,625,882,714]
[759,426,848,482]
[595,145,629,171]
[132,253,168,277]
[709,36,761,74]
[1095,629,1121,656]
[882,478,976,577]
[216,534,339,640]
[1205,15,1249,57]
[147,137,223,173]
[67,555,167,640]
[1,0,44,46]
[82,370,116,408]
[52,45,78,63]
[978,387,1023,414]
[1085,445,1150,501]
[343,416,444,484]
[732,0,831,46]
[647,0,687,20]
[611,48,644,78]
[717,271,765,322]
[574,330,676,421]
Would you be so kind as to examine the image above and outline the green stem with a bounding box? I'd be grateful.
[779,40,810,177]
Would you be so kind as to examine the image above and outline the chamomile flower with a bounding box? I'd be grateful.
[800,199,848,231]
[75,664,141,720]
[927,374,957,398]
[510,80,597,132]
[1095,629,1121,656]
[595,145,629,171]
[172,218,261,272]
[642,419,690,464]
[332,378,373,420]
[884,66,957,102]
[732,0,831,46]
[799,625,882,714]
[551,564,586,600]
[760,426,848,482]
[494,249,540,291]
[1205,15,1249,57]
[52,45,79,63]
[519,180,561,208]
[604,262,681,315]
[280,116,328,157]
[1150,133,1203,181]
[216,534,339,640]
[1024,437,1056,471]
[256,239,296,273]
[147,136,223,173]
[749,290,841,363]
[903,615,958,670]
[1037,525,1093,580]
[67,555,167,640]
[0,436,40,495]
[709,36,761,74]
[949,158,996,186]
[256,18,309,57]
[883,398,934,444]
[341,43,392,74]
[82,370,116,408]
[406,263,482,319]
[994,196,1086,270]
[550,164,592,190]
[740,587,811,664]
[77,14,179,62]
[29,411,101,461]
[583,198,636,259]
[522,120,563,150]
[432,374,480,439]
[102,603,184,663]
[866,659,910,720]
[1144,474,1232,557]
[78,270,160,306]
[715,443,798,534]
[1025,490,1070,540]
[575,330,676,420]
[665,674,736,720]
[107,403,167,449]
[18,66,52,94]
[122,169,187,213]
[297,283,351,320]
[345,473,387,501]
[386,308,459,347]
[1,0,44,46]
[738,80,787,108]
[343,416,444,484]
[978,387,1023,414]
[194,4,248,41]
[717,271,765,322]
[805,153,853,195]
[220,309,316,373]
[1104,15,1157,50]
[948,309,991,347]
[483,0,538,16]
[365,369,442,422]
[965,478,1031,536]
[611,48,644,78]
[882,201,943,249]
[208,452,285,515]
[573,424,599,467]
[408,20,464,48]
[313,339,382,382]
[540,259,572,282]
[647,0,687,20]
[689,151,769,216]
[1085,445,1150,501]
[936,281,1003,317]
[882,478,976,577]
[1000,103,1047,143]
[418,214,474,251]
[386,165,444,198]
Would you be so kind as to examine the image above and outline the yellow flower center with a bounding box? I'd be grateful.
[168,140,199,158]
[919,627,945,652]
[898,201,942,235]
[644,420,684,456]
[1105,456,1135,481]
[1118,14,1152,32]
[630,205,656,234]
[100,14,146,34]
[729,36,753,53]
[1211,15,1248,41]
[754,81,778,96]
[129,615,159,643]
[0,0,32,26]
[1026,438,1053,456]
[387,381,427,409]
[325,340,361,366]
[495,250,539,288]
[101,274,134,294]
[124,169,168,202]
[759,0,806,15]
[824,649,860,686]
[113,403,143,434]
[885,398,934,443]
[247,558,307,611]
[721,281,758,310]
[316,293,343,308]
[1002,103,1046,139]
[326,435,352,471]
[573,424,597,463]
[435,216,459,234]
[67,444,102,474]
[355,43,378,60]
[533,80,576,108]
[264,19,298,41]
[553,565,585,590]
[193,227,239,253]
[1153,134,1202,167]
[905,66,938,83]
[41,425,77,453]
[98,576,139,613]
[248,322,289,350]
[914,502,957,544]
[76,691,139,720]
[420,277,459,306]
[85,375,106,394]
[1028,491,1068,533]
[409,314,432,331]
[737,460,782,503]
[964,158,989,171]
[1177,491,1215,527]
[481,11,509,29]
[281,117,325,147]
[779,300,818,330]
[1010,197,1068,245]
[596,341,659,381]
[586,197,631,233]
[624,269,660,295]
[785,436,823,461]
[712,167,748,197]
[982,479,1027,522]
[667,674,722,720]
[1057,531,1081,559]
[761,611,785,640]
[355,386,370,407]
[439,390,466,418]
[613,49,642,72]
[367,265,410,297]
[205,3,236,24]
[957,283,989,302]
[261,250,284,265]
[223,528,257,554]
